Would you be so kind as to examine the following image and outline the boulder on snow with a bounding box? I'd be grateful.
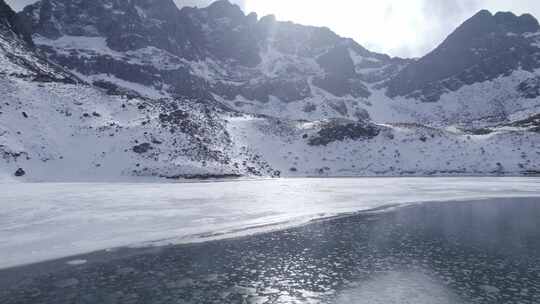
[14,168,25,177]
[132,143,153,154]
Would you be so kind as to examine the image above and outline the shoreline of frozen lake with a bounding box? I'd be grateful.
[1,177,540,269]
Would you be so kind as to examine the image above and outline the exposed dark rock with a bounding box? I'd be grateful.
[214,78,312,103]
[302,103,317,113]
[164,173,242,180]
[0,0,79,84]
[17,0,406,104]
[313,75,371,98]
[522,170,540,175]
[93,80,143,99]
[14,168,25,177]
[159,110,189,124]
[509,113,540,132]
[313,45,371,98]
[132,143,153,154]
[329,100,348,116]
[317,45,355,77]
[460,127,493,135]
[309,120,381,146]
[353,108,371,121]
[517,77,540,99]
[0,0,32,44]
[1,147,26,161]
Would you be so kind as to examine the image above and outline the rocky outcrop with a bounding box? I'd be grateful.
[308,119,381,146]
[509,113,540,132]
[518,76,540,99]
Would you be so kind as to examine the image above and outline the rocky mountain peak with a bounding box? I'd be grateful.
[131,0,180,21]
[14,0,538,116]
[16,0,404,105]
[0,0,32,44]
[386,10,540,102]
[205,0,245,19]
[0,0,14,22]
[493,11,539,33]
[453,10,539,39]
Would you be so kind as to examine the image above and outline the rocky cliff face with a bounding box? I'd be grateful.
[387,10,540,102]
[0,0,32,44]
[0,0,76,83]
[18,0,406,107]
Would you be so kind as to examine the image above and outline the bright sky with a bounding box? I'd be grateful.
[240,0,540,58]
[7,0,540,58]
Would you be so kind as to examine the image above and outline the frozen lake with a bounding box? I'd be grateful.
[2,197,540,303]
[1,177,540,269]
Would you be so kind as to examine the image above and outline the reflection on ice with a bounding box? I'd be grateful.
[335,272,462,304]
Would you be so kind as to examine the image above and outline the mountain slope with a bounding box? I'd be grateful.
[0,0,31,44]
[387,10,540,102]
[0,0,539,180]
[0,1,279,181]
[19,1,540,127]
[19,0,407,118]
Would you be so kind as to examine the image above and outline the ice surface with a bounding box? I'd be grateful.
[334,271,463,304]
[0,177,539,269]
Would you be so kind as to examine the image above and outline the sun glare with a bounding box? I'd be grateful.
[243,0,540,57]
[243,0,427,57]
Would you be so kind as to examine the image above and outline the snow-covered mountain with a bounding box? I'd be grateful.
[1,0,539,181]
[388,10,540,102]
[0,0,280,181]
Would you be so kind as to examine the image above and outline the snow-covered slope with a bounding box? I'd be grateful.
[226,115,540,177]
[0,1,279,181]
[1,0,539,180]
[0,78,267,181]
